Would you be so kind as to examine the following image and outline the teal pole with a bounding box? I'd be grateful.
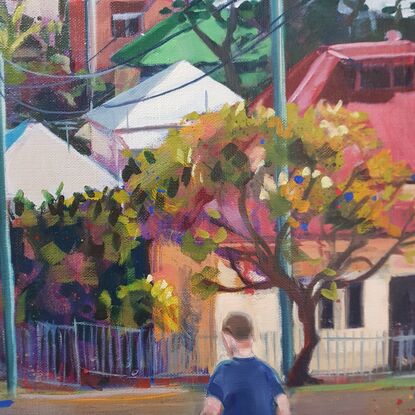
[269,0,294,379]
[0,53,18,397]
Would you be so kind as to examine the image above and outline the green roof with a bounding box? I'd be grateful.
[111,9,270,67]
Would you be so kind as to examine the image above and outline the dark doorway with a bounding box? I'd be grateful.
[390,276,415,332]
[389,276,415,371]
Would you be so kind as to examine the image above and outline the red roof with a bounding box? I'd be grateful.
[251,39,415,169]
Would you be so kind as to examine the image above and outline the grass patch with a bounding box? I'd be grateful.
[293,376,415,394]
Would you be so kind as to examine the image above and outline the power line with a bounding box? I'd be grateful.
[0,88,88,115]
[103,0,311,109]
[2,0,310,115]
[3,0,238,82]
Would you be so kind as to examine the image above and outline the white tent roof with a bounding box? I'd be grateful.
[86,60,243,136]
[6,122,119,206]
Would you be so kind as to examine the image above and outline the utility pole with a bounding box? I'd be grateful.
[85,0,97,110]
[0,53,17,397]
[269,0,294,379]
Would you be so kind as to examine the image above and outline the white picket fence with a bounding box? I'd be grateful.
[294,329,415,378]
[309,331,390,377]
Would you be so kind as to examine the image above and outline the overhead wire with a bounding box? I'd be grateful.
[102,0,312,109]
[1,0,311,115]
[3,0,238,82]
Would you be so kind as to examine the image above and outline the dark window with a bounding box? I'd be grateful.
[393,65,414,87]
[111,13,143,38]
[347,282,363,328]
[342,63,357,89]
[320,297,334,329]
[360,66,390,89]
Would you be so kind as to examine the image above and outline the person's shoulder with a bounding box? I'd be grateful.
[254,358,282,378]
[212,359,234,375]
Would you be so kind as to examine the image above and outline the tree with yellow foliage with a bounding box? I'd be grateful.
[123,101,415,386]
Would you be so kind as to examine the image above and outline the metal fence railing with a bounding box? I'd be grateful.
[76,321,214,379]
[2,322,415,387]
[0,322,80,386]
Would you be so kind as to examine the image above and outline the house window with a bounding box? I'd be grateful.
[359,64,414,90]
[347,282,363,328]
[393,65,414,87]
[360,66,390,89]
[111,12,144,38]
[320,297,334,329]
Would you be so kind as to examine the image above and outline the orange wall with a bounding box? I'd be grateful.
[70,0,171,72]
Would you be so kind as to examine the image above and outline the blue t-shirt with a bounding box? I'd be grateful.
[206,357,285,415]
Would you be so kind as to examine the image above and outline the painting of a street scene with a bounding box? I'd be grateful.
[1,0,415,413]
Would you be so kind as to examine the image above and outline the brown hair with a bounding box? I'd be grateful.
[222,312,253,341]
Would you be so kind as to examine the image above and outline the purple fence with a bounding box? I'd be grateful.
[0,321,212,387]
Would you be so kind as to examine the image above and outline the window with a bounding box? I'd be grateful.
[393,65,414,88]
[360,66,390,89]
[359,64,414,90]
[320,297,334,329]
[111,12,144,38]
[347,282,363,328]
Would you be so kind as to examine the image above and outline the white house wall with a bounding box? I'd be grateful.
[214,261,282,372]
[302,268,392,375]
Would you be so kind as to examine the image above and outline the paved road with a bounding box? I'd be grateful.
[2,387,415,414]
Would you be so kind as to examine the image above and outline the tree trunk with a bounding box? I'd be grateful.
[287,302,321,387]
[221,53,243,96]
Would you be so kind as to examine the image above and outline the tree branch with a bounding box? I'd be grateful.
[337,233,414,289]
[274,220,291,280]
[338,255,374,273]
[312,214,415,303]
[223,3,237,50]
[186,15,224,57]
[203,278,275,293]
[238,186,273,258]
[208,216,249,243]
[205,1,227,25]
[227,254,260,286]
[308,232,366,294]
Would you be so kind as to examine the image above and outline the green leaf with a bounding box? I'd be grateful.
[181,166,192,186]
[91,77,106,92]
[159,7,172,14]
[167,177,180,198]
[211,161,224,182]
[222,143,238,160]
[4,64,26,85]
[265,139,288,168]
[144,150,156,164]
[99,290,112,309]
[213,227,227,244]
[40,242,66,265]
[42,190,55,204]
[191,267,220,299]
[231,150,249,168]
[321,282,338,301]
[281,240,315,263]
[16,290,27,325]
[55,182,64,197]
[323,268,337,277]
[195,228,210,239]
[20,210,37,227]
[191,278,219,299]
[206,208,221,219]
[181,231,217,262]
[172,0,185,7]
[268,193,291,217]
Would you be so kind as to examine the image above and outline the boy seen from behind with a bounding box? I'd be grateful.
[201,312,291,415]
